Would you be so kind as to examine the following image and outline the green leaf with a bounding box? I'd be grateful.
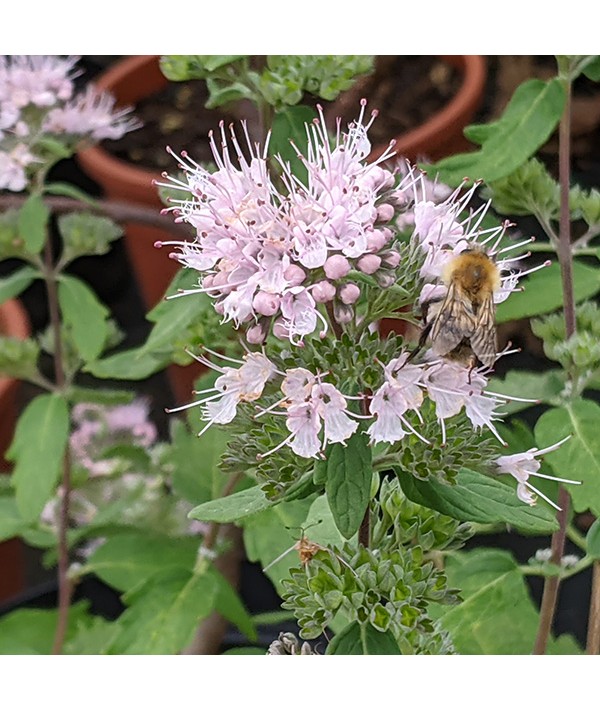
[222,646,265,655]
[0,497,27,542]
[243,499,313,596]
[496,260,600,323]
[212,569,257,642]
[159,55,247,81]
[84,532,198,592]
[0,266,39,305]
[44,181,99,207]
[57,212,122,263]
[534,399,600,515]
[145,268,210,346]
[396,467,558,533]
[204,79,255,109]
[303,495,347,549]
[326,620,401,655]
[326,432,372,539]
[63,616,122,654]
[85,347,167,380]
[17,194,50,253]
[167,418,228,504]
[434,549,581,654]
[582,56,600,81]
[67,386,135,406]
[189,485,273,523]
[109,570,218,654]
[586,519,600,559]
[0,602,90,655]
[430,79,566,186]
[487,369,565,415]
[269,105,317,183]
[87,268,210,380]
[7,393,69,521]
[58,275,109,362]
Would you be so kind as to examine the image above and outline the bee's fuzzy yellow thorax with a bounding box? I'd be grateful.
[442,248,501,296]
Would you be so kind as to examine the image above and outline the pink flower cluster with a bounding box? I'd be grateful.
[406,176,551,308]
[172,348,359,459]
[158,101,407,345]
[69,399,158,476]
[181,347,574,507]
[0,55,139,191]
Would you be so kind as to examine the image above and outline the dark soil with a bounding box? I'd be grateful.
[103,56,462,172]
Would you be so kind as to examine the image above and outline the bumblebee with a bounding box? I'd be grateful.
[419,245,501,369]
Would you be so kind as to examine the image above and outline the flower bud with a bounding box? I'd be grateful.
[376,203,395,223]
[380,249,401,269]
[338,282,360,305]
[284,264,306,287]
[375,270,396,289]
[366,230,387,252]
[312,280,336,303]
[246,320,269,344]
[357,254,381,275]
[214,300,225,315]
[324,254,351,280]
[252,291,280,317]
[333,302,354,325]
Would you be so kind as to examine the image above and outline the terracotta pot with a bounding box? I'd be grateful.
[327,55,487,163]
[0,298,30,603]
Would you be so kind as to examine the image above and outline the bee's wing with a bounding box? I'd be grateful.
[429,282,477,357]
[470,293,497,368]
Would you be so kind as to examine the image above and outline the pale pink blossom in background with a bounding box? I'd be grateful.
[0,54,138,191]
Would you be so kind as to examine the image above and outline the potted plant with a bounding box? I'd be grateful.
[2,54,599,660]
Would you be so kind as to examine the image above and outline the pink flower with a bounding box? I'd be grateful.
[495,437,578,509]
[0,55,78,110]
[168,349,277,436]
[367,355,426,445]
[423,361,506,444]
[43,86,140,140]
[257,369,359,460]
[0,143,38,191]
[0,55,138,192]
[311,382,358,444]
[70,399,157,477]
[285,403,323,458]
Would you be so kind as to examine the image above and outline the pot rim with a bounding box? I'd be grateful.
[78,54,487,182]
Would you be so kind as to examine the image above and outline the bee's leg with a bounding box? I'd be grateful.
[406,321,431,363]
[467,355,477,385]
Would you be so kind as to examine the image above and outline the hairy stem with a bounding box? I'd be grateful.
[42,234,72,655]
[533,77,575,656]
[587,561,600,654]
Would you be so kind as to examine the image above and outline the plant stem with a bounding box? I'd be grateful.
[0,195,192,240]
[358,395,371,548]
[42,234,72,655]
[587,561,600,654]
[183,472,243,655]
[532,77,575,656]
